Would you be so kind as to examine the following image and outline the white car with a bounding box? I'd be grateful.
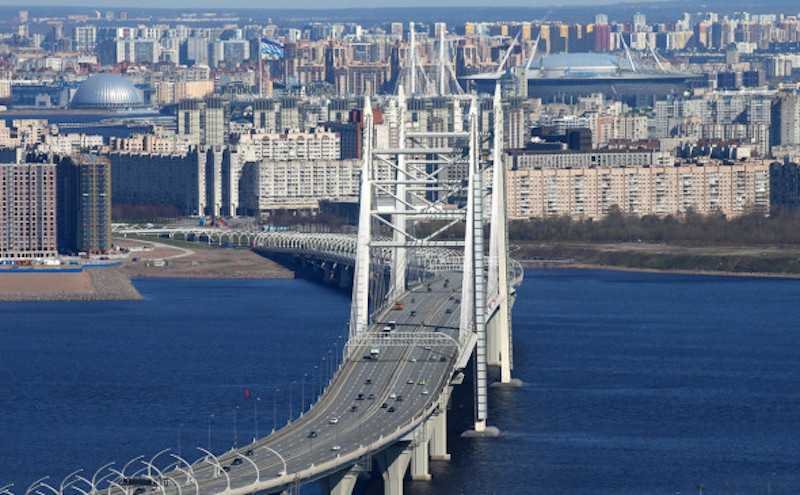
[331,445,341,451]
[329,417,339,424]
[421,389,429,395]
[389,393,397,399]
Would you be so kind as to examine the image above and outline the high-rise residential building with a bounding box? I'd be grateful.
[177,98,229,147]
[0,160,57,259]
[633,13,647,32]
[56,154,111,254]
[595,14,609,26]
[771,89,800,147]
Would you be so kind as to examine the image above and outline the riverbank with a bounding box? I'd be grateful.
[516,241,800,278]
[0,266,143,301]
[0,238,294,302]
[115,236,294,279]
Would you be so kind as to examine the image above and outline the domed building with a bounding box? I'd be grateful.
[70,73,144,109]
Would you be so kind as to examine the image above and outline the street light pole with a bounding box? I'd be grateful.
[208,415,214,452]
[289,381,296,421]
[254,397,260,440]
[233,407,239,449]
[273,388,279,433]
[301,374,307,414]
[313,365,318,399]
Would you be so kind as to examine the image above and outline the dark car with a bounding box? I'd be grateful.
[445,308,452,314]
[410,310,416,316]
[350,405,358,412]
[388,407,396,412]
[222,466,230,472]
[231,458,243,466]
[245,449,254,456]
[368,393,376,400]
[381,402,388,408]
[308,431,317,438]
[356,393,364,400]
[396,395,404,401]
[365,379,372,385]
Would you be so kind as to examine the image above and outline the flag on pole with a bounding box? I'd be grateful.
[260,38,285,59]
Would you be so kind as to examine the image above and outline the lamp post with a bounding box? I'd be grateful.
[289,381,296,421]
[273,388,279,432]
[313,365,318,398]
[177,423,183,458]
[328,349,333,381]
[254,397,261,440]
[208,415,214,452]
[233,406,239,449]
[301,374,307,414]
[260,446,287,477]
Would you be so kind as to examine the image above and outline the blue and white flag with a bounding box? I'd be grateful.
[261,38,284,59]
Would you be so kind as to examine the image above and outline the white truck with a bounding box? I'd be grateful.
[370,345,381,359]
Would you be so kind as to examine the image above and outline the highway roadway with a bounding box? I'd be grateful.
[124,273,465,494]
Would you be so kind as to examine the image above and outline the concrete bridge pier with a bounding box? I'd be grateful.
[428,406,450,461]
[375,441,412,495]
[319,465,359,495]
[410,422,431,481]
[428,388,451,461]
[338,264,352,290]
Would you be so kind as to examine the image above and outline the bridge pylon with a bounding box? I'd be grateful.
[350,82,516,433]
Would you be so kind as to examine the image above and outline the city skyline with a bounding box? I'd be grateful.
[0,0,648,8]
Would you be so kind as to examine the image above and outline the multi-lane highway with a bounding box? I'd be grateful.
[128,274,464,494]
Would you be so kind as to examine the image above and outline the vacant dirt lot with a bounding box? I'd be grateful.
[115,237,294,279]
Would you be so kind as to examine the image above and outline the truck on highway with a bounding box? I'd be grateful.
[370,345,381,359]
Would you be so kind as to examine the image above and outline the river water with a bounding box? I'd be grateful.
[1,269,799,493]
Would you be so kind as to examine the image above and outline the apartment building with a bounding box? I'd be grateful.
[0,161,57,259]
[507,159,770,219]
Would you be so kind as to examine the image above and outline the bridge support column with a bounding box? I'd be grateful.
[319,465,359,495]
[375,441,411,495]
[429,406,450,461]
[410,423,431,481]
[338,264,351,290]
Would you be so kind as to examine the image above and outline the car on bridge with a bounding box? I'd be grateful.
[329,417,339,424]
[308,431,317,438]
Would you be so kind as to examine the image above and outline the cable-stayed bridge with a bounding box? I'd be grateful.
[7,84,522,495]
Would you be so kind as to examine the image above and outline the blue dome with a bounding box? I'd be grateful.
[71,73,143,109]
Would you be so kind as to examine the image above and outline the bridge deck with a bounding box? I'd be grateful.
[135,274,463,494]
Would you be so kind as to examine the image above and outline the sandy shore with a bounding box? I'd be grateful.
[0,238,295,302]
[115,237,294,279]
[0,267,143,301]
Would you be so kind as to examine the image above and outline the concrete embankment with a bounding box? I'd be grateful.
[0,266,143,302]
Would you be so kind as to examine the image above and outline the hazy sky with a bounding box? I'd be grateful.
[0,0,593,8]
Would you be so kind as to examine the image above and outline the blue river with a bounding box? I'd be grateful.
[1,269,799,493]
